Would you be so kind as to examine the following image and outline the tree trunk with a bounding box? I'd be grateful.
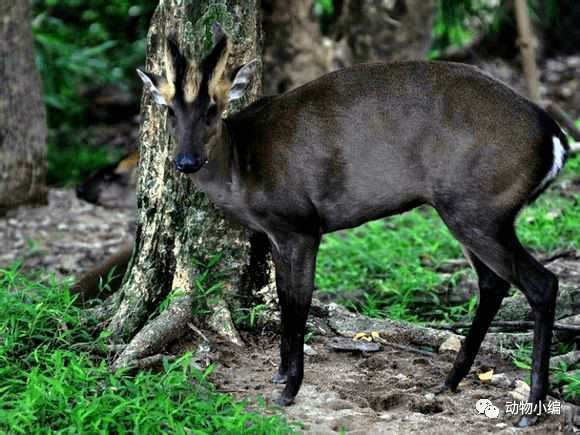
[514,0,540,103]
[94,0,263,369]
[0,0,48,215]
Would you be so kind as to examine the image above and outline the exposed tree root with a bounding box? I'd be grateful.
[122,354,177,370]
[111,295,194,371]
[82,296,118,323]
[73,342,127,355]
[208,299,244,346]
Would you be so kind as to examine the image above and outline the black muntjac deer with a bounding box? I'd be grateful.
[138,30,568,426]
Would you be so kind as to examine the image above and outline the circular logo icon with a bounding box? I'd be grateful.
[485,405,499,419]
[476,399,492,414]
[475,399,499,419]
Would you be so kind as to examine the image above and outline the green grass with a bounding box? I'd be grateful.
[315,152,580,323]
[316,210,464,321]
[554,367,580,402]
[518,153,580,251]
[0,264,295,434]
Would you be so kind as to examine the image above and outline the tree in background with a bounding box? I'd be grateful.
[0,0,47,214]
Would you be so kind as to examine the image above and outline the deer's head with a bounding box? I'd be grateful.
[138,30,257,174]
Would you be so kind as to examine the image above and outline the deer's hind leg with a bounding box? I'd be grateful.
[437,208,557,427]
[434,249,510,394]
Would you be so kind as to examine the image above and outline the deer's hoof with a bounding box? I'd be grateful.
[514,414,539,428]
[271,372,288,384]
[273,391,295,406]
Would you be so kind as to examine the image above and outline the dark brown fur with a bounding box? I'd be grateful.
[139,32,568,427]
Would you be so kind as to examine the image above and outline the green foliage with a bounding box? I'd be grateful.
[187,254,230,317]
[512,342,533,370]
[313,0,335,33]
[32,1,147,124]
[431,0,502,57]
[0,264,295,434]
[46,140,126,187]
[313,0,334,16]
[235,304,270,331]
[517,152,580,252]
[33,0,154,127]
[432,0,562,58]
[554,366,580,402]
[316,209,463,322]
[32,0,156,186]
[513,343,579,402]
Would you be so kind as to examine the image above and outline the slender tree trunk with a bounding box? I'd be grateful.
[95,0,263,369]
[514,0,540,103]
[0,0,48,214]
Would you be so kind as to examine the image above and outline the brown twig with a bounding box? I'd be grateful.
[435,320,580,335]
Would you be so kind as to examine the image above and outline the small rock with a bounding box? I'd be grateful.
[546,208,562,220]
[323,399,355,410]
[566,56,580,68]
[439,334,462,353]
[546,59,567,73]
[304,343,317,356]
[559,85,575,99]
[510,379,530,401]
[490,373,513,389]
[393,373,411,385]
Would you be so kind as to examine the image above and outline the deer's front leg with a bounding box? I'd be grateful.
[269,232,320,405]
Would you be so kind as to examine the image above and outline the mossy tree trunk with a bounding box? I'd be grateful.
[92,0,263,369]
[0,0,48,214]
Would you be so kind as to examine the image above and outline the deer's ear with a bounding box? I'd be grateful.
[228,59,258,102]
[204,33,232,108]
[137,69,170,106]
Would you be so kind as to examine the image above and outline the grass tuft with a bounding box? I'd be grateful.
[0,265,294,434]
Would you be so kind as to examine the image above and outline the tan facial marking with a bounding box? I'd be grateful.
[159,42,176,103]
[184,64,201,104]
[208,38,232,107]
[158,81,176,104]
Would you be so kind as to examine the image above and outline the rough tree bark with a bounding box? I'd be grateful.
[87,0,263,370]
[0,0,48,214]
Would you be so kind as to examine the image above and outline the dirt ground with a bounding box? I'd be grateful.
[175,251,580,434]
[199,331,569,434]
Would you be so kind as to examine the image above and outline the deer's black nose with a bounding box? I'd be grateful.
[175,153,206,174]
